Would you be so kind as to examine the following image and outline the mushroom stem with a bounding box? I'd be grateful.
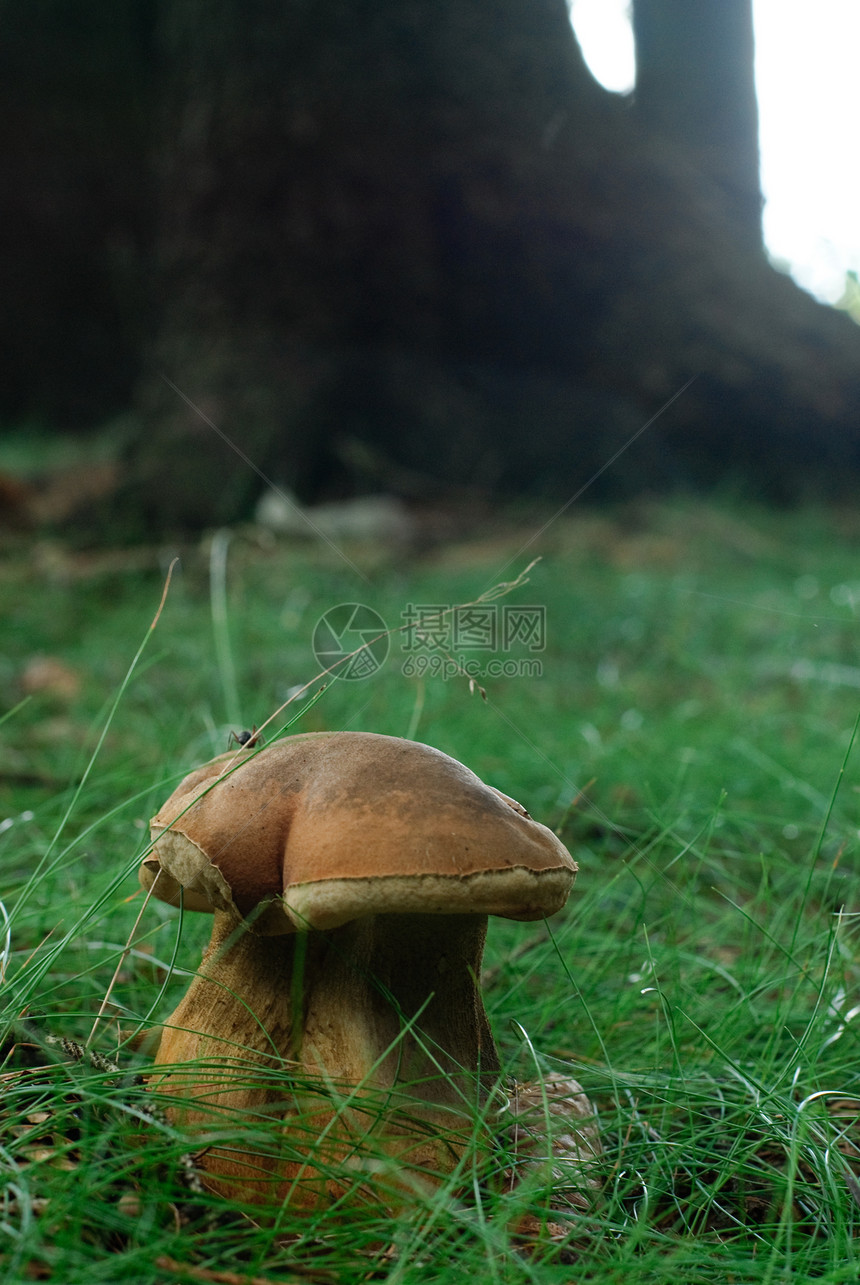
[154,910,503,1206]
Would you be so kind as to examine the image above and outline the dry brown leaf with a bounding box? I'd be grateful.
[502,1072,602,1217]
[20,656,81,701]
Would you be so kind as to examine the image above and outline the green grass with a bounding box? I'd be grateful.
[3,499,860,1282]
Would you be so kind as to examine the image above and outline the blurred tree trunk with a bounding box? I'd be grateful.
[0,0,153,429]
[631,0,762,249]
[12,0,859,534]
[122,0,616,530]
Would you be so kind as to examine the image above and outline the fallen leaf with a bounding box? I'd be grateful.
[20,656,81,701]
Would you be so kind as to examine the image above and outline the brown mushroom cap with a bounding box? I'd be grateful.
[142,731,576,933]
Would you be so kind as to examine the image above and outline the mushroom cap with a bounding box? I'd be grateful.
[142,732,577,933]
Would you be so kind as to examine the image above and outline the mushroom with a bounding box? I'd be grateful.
[142,731,579,1208]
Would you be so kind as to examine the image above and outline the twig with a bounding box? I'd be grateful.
[154,1257,293,1285]
[154,1254,334,1285]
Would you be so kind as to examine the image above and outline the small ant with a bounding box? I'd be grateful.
[228,725,265,750]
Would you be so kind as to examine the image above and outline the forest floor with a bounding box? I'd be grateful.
[3,497,860,1282]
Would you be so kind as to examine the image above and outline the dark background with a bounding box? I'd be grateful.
[2,0,859,538]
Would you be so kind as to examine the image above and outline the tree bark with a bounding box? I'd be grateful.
[120,0,615,531]
[111,0,860,532]
[6,2,860,533]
